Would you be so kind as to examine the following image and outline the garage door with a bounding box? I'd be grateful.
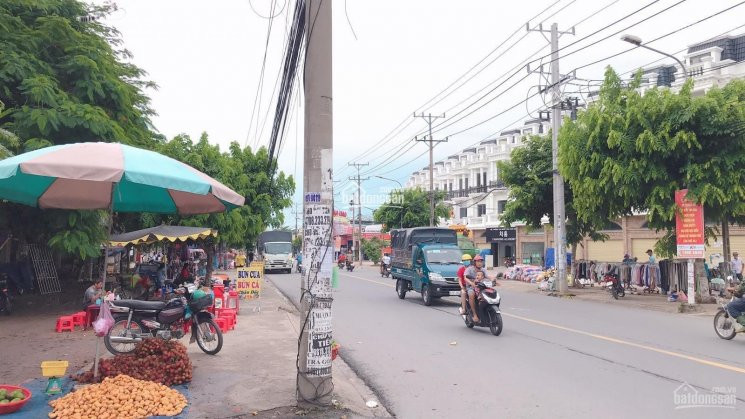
[632,239,658,261]
[586,240,623,262]
[706,234,745,260]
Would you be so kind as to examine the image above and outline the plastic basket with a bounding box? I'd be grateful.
[0,385,32,414]
[188,294,213,312]
[40,361,68,377]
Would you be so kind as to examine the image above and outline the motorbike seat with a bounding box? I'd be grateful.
[112,300,167,310]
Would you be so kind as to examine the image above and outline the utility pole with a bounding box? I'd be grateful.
[528,22,574,295]
[413,113,446,226]
[298,0,333,407]
[348,162,369,265]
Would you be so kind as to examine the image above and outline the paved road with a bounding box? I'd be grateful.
[268,266,745,419]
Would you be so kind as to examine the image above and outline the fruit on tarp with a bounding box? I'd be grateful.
[0,400,9,404]
[73,338,192,386]
[9,390,24,400]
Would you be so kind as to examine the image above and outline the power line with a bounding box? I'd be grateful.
[246,0,280,149]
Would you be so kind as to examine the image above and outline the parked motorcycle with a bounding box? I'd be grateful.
[714,296,744,340]
[104,281,223,355]
[345,259,355,272]
[0,273,11,316]
[380,262,391,278]
[604,271,625,299]
[463,281,503,336]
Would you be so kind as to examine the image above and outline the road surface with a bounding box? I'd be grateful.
[268,266,745,418]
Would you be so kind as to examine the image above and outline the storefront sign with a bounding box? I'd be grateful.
[236,266,262,299]
[675,189,705,259]
[485,227,516,242]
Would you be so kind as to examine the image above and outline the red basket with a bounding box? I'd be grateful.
[0,385,32,414]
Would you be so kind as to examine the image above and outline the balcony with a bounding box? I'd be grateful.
[488,180,506,189]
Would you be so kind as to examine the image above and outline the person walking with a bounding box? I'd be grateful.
[731,252,743,281]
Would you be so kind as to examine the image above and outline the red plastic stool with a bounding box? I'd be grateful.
[217,308,237,325]
[213,317,229,332]
[71,312,88,330]
[56,316,75,333]
[226,290,240,313]
[219,314,235,330]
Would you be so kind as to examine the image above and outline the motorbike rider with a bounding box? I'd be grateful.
[457,254,472,315]
[464,255,487,323]
[725,279,745,333]
[381,253,391,274]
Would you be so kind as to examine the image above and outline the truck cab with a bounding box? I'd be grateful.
[390,227,463,306]
[258,231,293,273]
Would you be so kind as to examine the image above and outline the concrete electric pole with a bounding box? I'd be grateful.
[413,113,446,226]
[528,22,574,295]
[298,0,333,407]
[348,162,369,265]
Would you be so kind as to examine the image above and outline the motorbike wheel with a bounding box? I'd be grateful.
[489,308,503,336]
[422,285,433,306]
[195,318,223,355]
[611,287,619,300]
[714,309,737,340]
[104,318,145,355]
[0,295,10,315]
[396,279,407,299]
[618,287,625,298]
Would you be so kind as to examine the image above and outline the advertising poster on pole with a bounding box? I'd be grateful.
[675,189,705,259]
[236,266,262,300]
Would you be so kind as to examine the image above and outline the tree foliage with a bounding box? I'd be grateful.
[559,68,745,256]
[498,134,606,248]
[362,237,388,265]
[374,188,449,232]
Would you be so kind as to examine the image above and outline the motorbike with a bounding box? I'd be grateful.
[380,262,391,278]
[604,271,625,299]
[296,260,302,273]
[463,281,503,336]
[104,281,223,355]
[0,273,11,316]
[337,260,345,269]
[345,259,355,272]
[714,296,744,340]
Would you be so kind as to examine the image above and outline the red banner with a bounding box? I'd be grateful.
[675,189,705,258]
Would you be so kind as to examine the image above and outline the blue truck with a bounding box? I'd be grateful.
[390,227,463,306]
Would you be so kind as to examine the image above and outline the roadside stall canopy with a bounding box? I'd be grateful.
[109,225,218,247]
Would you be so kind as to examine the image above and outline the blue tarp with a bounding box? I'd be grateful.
[6,377,189,419]
[544,248,572,269]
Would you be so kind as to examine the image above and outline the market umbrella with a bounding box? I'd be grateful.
[109,225,218,247]
[0,142,244,377]
[0,142,244,213]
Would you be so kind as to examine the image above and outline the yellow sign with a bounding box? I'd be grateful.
[237,266,262,299]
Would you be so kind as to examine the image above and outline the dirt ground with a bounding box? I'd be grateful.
[1,281,104,385]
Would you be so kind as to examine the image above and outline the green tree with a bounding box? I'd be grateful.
[374,188,449,232]
[498,134,606,274]
[292,235,302,254]
[559,69,745,260]
[362,237,388,264]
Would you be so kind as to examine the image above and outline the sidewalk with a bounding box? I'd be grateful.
[498,279,722,316]
[187,270,390,418]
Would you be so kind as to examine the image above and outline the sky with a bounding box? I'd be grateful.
[94,0,745,223]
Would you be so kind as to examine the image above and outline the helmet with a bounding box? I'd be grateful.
[461,254,472,261]
[473,255,484,261]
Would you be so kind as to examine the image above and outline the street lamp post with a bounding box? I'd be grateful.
[621,34,688,79]
[622,34,697,304]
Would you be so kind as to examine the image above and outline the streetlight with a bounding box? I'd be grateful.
[621,34,687,78]
[374,175,403,189]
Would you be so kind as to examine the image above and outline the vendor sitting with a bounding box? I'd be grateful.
[83,280,104,309]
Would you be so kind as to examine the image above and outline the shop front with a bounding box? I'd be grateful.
[485,227,516,267]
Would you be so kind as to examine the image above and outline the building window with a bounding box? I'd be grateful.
[497,200,507,214]
[477,204,486,216]
[464,178,469,190]
[482,172,487,187]
[460,208,468,218]
[459,179,463,190]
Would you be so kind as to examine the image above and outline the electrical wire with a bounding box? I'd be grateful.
[246,0,279,149]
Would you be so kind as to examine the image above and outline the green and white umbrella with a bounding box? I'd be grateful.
[0,142,244,214]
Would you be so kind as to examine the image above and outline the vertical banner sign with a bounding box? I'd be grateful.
[675,189,705,258]
[236,266,263,299]
[303,191,333,377]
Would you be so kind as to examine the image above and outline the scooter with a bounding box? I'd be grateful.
[380,262,391,278]
[714,291,745,340]
[463,282,503,336]
[345,259,355,272]
[604,271,625,299]
[0,274,11,316]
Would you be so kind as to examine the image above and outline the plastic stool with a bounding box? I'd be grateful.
[213,317,229,332]
[71,312,87,330]
[219,314,235,330]
[217,308,237,324]
[56,316,75,333]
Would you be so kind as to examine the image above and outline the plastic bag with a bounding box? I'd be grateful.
[93,301,114,337]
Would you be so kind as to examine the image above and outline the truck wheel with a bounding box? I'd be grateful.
[422,285,433,306]
[396,279,407,299]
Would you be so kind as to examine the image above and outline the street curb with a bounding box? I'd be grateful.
[266,275,393,418]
